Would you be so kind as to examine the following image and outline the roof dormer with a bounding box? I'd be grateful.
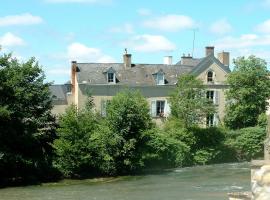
[153,69,165,85]
[104,67,116,84]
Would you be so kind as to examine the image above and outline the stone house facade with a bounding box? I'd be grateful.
[50,46,230,126]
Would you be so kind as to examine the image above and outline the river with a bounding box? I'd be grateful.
[0,162,250,200]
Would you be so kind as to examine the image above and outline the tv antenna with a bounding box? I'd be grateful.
[192,28,199,57]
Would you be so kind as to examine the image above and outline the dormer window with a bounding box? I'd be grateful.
[207,71,213,83]
[153,70,165,85]
[104,67,116,84]
[107,72,115,83]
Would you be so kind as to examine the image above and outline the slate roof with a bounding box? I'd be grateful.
[75,54,230,86]
[49,84,70,102]
[176,58,202,66]
[190,54,231,76]
[49,54,231,100]
[76,63,194,86]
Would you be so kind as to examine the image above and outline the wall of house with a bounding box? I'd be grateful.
[51,93,73,116]
[197,62,229,123]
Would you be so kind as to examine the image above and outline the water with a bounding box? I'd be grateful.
[0,163,250,200]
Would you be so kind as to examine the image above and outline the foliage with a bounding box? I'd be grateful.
[106,90,152,174]
[225,56,270,129]
[0,54,57,185]
[170,74,215,128]
[225,126,266,161]
[53,104,99,177]
[141,128,190,168]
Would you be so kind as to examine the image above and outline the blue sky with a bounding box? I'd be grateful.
[1,0,270,83]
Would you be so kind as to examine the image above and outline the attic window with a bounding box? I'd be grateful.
[207,71,213,82]
[154,72,165,85]
[107,72,115,83]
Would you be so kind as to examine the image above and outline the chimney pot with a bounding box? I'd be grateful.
[163,56,173,65]
[123,51,132,68]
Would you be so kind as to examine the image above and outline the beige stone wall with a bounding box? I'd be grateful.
[197,62,228,84]
[197,62,229,124]
[51,93,73,116]
[251,160,270,200]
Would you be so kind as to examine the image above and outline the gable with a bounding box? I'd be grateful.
[191,55,230,84]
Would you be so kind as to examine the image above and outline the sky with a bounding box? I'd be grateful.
[1,0,270,84]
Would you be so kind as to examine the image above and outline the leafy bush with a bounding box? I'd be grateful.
[225,126,266,161]
[53,104,99,177]
[141,128,190,169]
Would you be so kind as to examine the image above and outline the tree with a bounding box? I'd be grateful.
[169,74,215,128]
[225,55,270,129]
[0,54,57,185]
[106,90,152,174]
[53,103,99,177]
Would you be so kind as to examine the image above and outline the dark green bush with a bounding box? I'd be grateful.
[141,128,190,169]
[225,126,266,161]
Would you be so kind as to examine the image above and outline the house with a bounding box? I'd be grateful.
[50,46,230,126]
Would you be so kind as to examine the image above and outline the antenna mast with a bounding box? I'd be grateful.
[192,29,198,57]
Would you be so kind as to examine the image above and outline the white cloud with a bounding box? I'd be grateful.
[123,34,176,52]
[0,32,25,47]
[137,8,152,16]
[0,13,43,26]
[256,19,270,33]
[262,0,270,7]
[67,42,115,63]
[109,23,134,34]
[143,14,196,32]
[210,19,232,35]
[214,34,270,49]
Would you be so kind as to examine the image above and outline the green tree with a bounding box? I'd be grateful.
[53,99,99,177]
[225,56,270,129]
[170,74,215,128]
[106,90,152,174]
[0,54,57,185]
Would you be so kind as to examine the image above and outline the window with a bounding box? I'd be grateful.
[107,72,115,83]
[156,101,165,117]
[207,71,213,82]
[206,114,219,127]
[153,71,165,85]
[207,90,219,105]
[151,100,167,117]
[156,73,164,85]
[207,114,214,127]
[100,100,111,117]
[207,90,214,103]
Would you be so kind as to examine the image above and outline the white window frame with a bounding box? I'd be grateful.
[207,90,219,105]
[206,113,218,127]
[151,100,170,118]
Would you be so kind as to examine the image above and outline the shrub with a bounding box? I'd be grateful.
[225,126,266,161]
[141,128,190,169]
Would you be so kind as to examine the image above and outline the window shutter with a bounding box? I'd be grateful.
[214,114,219,125]
[151,100,156,117]
[214,91,219,105]
[101,100,107,117]
[164,100,171,117]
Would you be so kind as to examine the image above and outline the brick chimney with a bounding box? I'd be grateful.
[181,53,193,65]
[218,51,230,66]
[123,48,132,68]
[71,61,77,95]
[205,46,214,56]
